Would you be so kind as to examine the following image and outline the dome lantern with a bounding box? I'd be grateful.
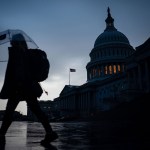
[105,7,117,31]
[94,7,130,48]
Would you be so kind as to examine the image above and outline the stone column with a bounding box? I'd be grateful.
[110,64,113,74]
[116,64,119,74]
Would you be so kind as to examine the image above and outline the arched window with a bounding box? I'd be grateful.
[109,65,113,74]
[113,65,117,74]
[118,64,121,72]
[104,66,108,74]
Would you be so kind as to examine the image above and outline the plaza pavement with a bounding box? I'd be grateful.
[0,121,149,150]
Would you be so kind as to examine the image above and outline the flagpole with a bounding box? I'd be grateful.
[69,69,70,85]
[69,68,76,86]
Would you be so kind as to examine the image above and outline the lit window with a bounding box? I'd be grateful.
[118,65,121,72]
[104,66,108,74]
[109,65,112,74]
[113,65,116,74]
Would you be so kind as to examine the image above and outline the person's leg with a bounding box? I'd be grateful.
[0,98,19,135]
[26,96,58,143]
[26,96,52,133]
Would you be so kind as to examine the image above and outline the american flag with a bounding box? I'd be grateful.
[70,68,76,72]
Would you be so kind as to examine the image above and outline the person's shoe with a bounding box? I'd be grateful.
[41,131,58,145]
[0,134,5,144]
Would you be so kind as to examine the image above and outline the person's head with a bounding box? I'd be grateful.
[11,33,28,49]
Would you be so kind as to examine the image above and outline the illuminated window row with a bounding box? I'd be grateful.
[88,64,124,80]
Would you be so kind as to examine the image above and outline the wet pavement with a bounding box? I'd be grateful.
[0,121,149,150]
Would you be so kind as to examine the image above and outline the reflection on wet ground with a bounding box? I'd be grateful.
[0,121,149,150]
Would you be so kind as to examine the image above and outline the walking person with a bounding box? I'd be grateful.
[0,33,58,145]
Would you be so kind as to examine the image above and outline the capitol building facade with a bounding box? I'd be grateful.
[54,8,150,118]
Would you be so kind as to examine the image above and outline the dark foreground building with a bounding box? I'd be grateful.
[53,8,150,119]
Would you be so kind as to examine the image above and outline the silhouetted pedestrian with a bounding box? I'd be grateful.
[0,33,58,145]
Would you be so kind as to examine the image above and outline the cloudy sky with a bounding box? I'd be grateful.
[0,0,150,115]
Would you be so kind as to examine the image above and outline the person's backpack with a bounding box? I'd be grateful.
[27,49,50,82]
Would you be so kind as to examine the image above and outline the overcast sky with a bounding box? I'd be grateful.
[0,0,150,115]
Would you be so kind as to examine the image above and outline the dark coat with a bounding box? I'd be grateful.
[0,47,43,100]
